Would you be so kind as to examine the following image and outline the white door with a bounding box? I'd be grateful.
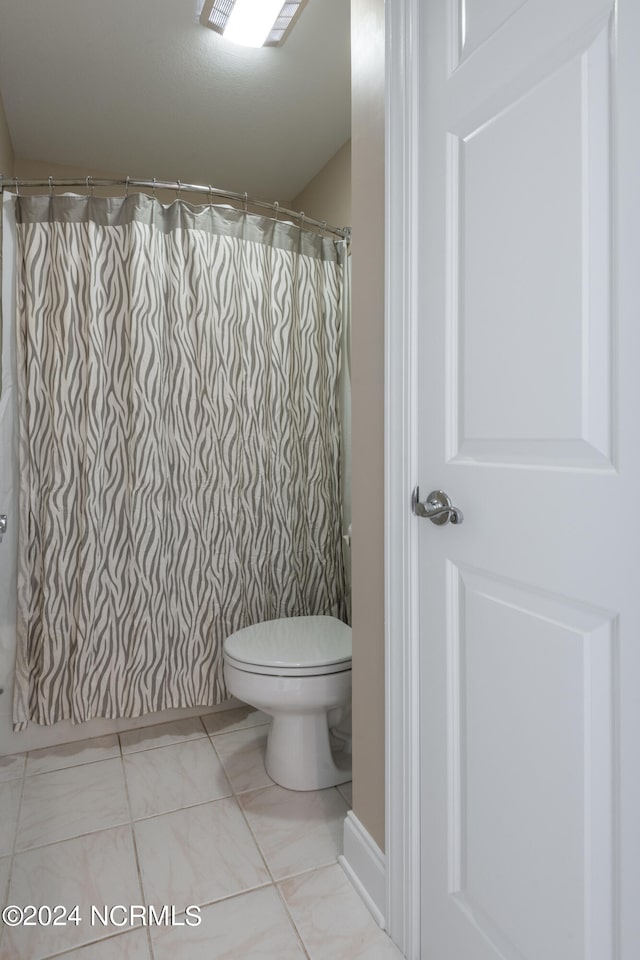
[415,1,640,958]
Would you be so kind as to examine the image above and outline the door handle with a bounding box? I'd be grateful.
[412,488,463,525]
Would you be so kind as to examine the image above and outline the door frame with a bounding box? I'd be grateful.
[384,0,422,957]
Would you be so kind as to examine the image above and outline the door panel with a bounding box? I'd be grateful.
[416,1,635,958]
[456,0,528,66]
[448,28,612,467]
[458,61,585,445]
[447,564,615,960]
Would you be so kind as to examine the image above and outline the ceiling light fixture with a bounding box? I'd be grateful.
[199,0,308,48]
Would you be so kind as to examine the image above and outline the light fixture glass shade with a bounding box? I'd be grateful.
[199,0,308,47]
[223,0,285,47]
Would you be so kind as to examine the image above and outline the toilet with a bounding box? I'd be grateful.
[223,615,352,791]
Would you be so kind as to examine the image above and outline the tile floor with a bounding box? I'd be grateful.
[0,708,403,960]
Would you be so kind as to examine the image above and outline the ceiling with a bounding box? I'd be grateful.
[0,0,351,201]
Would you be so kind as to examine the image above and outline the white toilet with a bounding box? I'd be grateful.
[223,615,352,791]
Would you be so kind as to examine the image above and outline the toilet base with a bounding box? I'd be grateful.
[223,659,352,792]
[265,711,352,791]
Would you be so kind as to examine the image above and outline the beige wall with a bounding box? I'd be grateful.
[350,0,385,850]
[295,72,387,857]
[0,90,14,177]
[291,139,351,229]
[15,157,128,183]
[293,137,352,609]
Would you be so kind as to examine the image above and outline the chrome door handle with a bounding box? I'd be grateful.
[412,488,463,525]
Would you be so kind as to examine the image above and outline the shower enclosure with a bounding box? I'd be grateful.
[0,182,350,753]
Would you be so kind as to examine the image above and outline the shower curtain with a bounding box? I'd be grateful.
[10,193,349,731]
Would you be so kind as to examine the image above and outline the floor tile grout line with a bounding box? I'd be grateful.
[147,877,324,954]
[7,765,26,858]
[0,863,11,954]
[205,718,271,740]
[274,876,314,960]
[121,721,286,955]
[152,877,275,917]
[23,747,123,779]
[11,753,150,957]
[4,782,277,954]
[235,794,350,885]
[270,857,348,887]
[213,733,278,888]
[207,729,274,796]
[209,726,352,888]
[12,812,133,857]
[34,926,146,960]
[141,872,321,960]
[336,781,353,806]
[119,733,235,821]
[213,735,350,888]
[206,730,307,898]
[120,724,275,950]
[118,720,271,758]
[120,790,238,828]
[117,747,156,960]
[277,860,401,960]
[0,753,27,781]
[119,732,209,757]
[217,766,320,959]
[0,763,27,957]
[130,789,236,824]
[16,746,231,856]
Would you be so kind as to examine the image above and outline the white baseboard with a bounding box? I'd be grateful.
[339,810,386,928]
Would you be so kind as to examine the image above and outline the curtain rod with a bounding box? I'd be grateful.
[0,176,351,241]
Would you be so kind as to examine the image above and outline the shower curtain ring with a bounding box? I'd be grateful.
[125,176,130,197]
[48,177,53,196]
[176,180,182,200]
[152,178,157,198]
[208,185,213,205]
[15,177,20,196]
[299,211,305,230]
[243,192,248,212]
[273,201,279,221]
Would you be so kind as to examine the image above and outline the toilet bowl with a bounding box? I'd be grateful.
[223,615,352,791]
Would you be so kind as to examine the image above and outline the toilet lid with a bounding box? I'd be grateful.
[224,616,352,670]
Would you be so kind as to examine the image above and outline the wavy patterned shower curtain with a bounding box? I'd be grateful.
[12,193,348,731]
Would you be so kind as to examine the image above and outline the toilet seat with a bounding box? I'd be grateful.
[224,651,351,677]
[224,615,351,677]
